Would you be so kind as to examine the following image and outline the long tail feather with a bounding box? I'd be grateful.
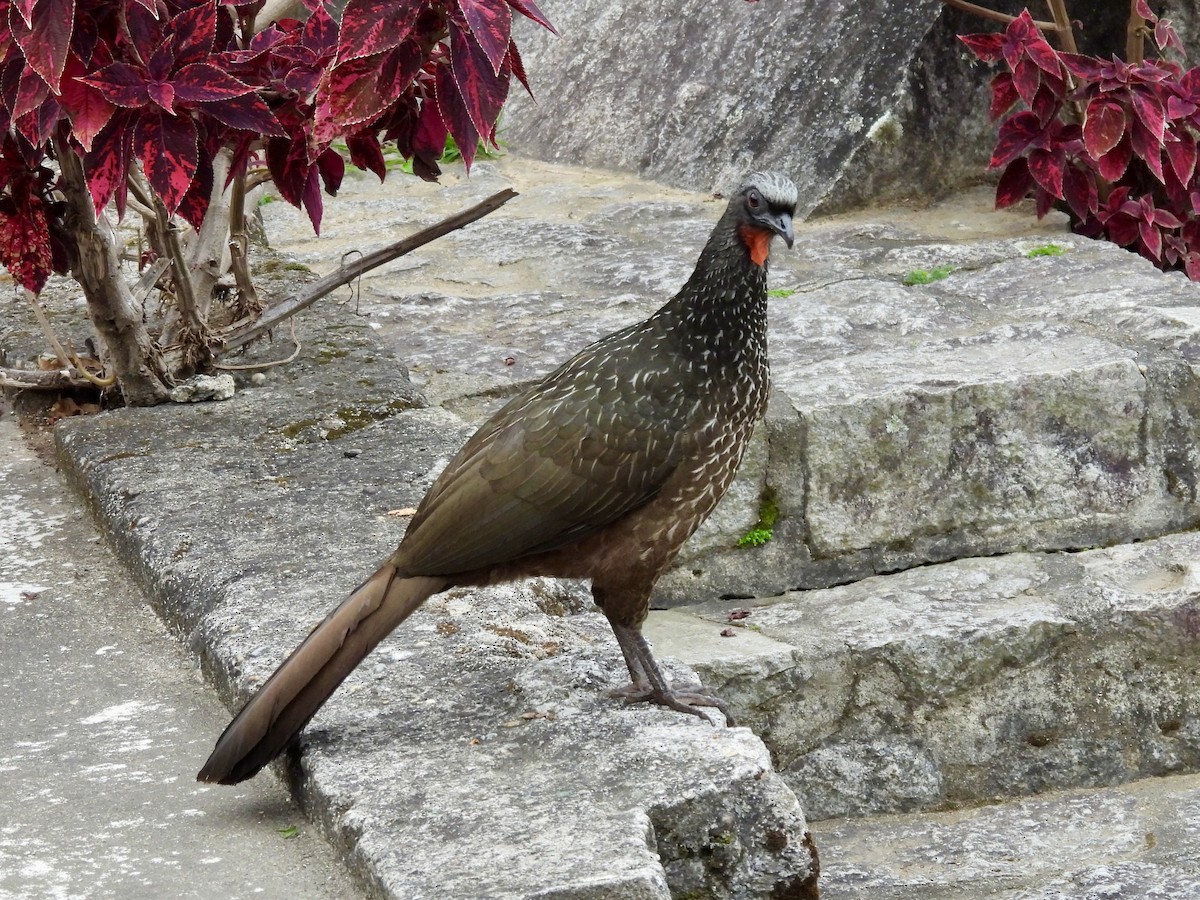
[197,568,445,785]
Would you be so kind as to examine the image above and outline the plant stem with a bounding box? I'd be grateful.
[942,0,1058,32]
[52,130,171,405]
[1043,0,1077,53]
[130,166,213,374]
[1127,0,1145,65]
[227,160,261,315]
[218,187,518,355]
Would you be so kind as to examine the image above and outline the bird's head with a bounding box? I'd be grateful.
[733,171,797,267]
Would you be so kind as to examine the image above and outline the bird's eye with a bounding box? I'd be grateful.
[747,190,761,209]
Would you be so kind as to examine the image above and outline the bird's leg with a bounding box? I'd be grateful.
[606,621,734,726]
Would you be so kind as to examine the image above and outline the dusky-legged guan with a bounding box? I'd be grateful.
[198,171,798,785]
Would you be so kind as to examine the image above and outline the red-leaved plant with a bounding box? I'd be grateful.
[0,0,551,404]
[961,3,1200,279]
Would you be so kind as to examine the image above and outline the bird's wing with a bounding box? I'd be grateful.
[392,337,698,576]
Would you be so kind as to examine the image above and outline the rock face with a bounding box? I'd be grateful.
[504,1,1200,213]
[503,0,996,212]
[649,534,1200,820]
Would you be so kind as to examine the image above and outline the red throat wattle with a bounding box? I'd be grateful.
[738,225,772,267]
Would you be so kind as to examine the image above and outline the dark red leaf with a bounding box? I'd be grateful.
[346,132,386,180]
[133,109,198,214]
[413,94,448,158]
[960,32,1004,63]
[995,156,1033,209]
[1152,207,1183,228]
[265,128,311,209]
[506,39,532,98]
[1023,32,1061,78]
[12,65,50,120]
[1031,83,1061,126]
[1059,53,1105,82]
[1013,55,1041,105]
[336,0,418,65]
[448,18,509,146]
[10,0,74,93]
[1156,19,1184,54]
[1166,130,1197,184]
[1002,10,1039,69]
[81,63,151,108]
[316,146,344,196]
[300,165,323,232]
[1135,0,1156,23]
[1140,219,1163,260]
[457,0,511,75]
[1034,185,1055,219]
[505,0,556,34]
[84,114,131,212]
[0,195,52,292]
[301,2,337,55]
[990,111,1042,170]
[60,79,114,151]
[1185,218,1200,247]
[124,1,164,64]
[316,43,422,139]
[1028,147,1065,198]
[412,94,451,181]
[1131,88,1166,141]
[17,95,60,146]
[1083,98,1126,159]
[176,150,212,231]
[1106,214,1139,246]
[197,91,283,135]
[1185,251,1200,281]
[1168,94,1198,120]
[434,60,478,169]
[1062,163,1098,219]
[1096,134,1133,181]
[172,64,253,103]
[1130,118,1165,183]
[169,3,217,69]
[147,81,175,113]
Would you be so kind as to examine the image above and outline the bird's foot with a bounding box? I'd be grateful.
[609,682,734,726]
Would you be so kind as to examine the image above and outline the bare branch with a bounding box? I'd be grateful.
[943,0,1059,32]
[0,366,99,392]
[1044,0,1078,53]
[218,187,519,355]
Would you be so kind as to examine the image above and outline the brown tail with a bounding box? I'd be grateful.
[197,566,445,785]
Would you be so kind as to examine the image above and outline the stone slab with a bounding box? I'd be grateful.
[50,300,816,898]
[647,532,1200,820]
[811,771,1200,898]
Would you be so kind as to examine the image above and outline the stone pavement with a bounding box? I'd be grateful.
[0,411,358,899]
[6,155,1200,896]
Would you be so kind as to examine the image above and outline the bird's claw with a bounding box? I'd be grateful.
[608,682,735,726]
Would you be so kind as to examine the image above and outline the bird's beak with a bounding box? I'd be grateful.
[774,212,795,249]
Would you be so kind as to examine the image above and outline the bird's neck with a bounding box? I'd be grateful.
[663,219,770,367]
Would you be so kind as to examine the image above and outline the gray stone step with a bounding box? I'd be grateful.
[811,771,1200,898]
[260,156,1200,604]
[45,295,816,898]
[645,532,1200,820]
